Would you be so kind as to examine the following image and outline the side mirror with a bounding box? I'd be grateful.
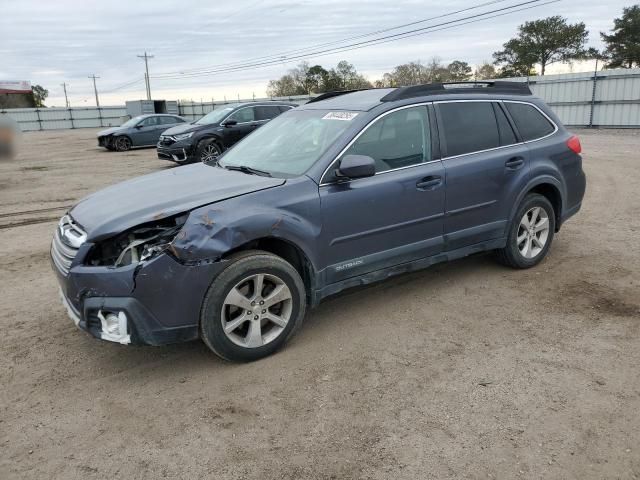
[336,154,376,180]
[134,124,143,129]
[223,119,237,127]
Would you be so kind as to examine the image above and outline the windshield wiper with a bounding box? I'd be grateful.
[223,165,272,177]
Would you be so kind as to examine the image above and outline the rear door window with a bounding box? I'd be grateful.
[342,105,431,173]
[437,102,499,157]
[255,106,282,121]
[505,102,555,141]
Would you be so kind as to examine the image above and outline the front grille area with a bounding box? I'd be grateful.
[51,215,86,275]
[158,135,176,146]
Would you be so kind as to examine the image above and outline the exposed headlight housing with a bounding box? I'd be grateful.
[86,214,188,267]
[173,132,194,141]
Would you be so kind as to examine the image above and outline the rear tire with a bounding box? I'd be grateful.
[496,193,555,269]
[114,136,132,152]
[200,250,306,362]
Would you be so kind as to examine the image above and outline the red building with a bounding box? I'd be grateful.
[0,81,35,108]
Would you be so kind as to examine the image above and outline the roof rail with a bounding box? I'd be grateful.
[380,81,531,102]
[306,89,364,104]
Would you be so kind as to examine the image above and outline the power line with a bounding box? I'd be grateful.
[102,77,145,94]
[151,0,550,81]
[137,52,154,100]
[73,78,144,105]
[154,0,512,78]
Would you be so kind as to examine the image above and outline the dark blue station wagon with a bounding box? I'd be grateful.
[52,82,586,361]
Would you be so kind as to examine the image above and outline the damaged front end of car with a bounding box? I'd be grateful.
[52,212,228,346]
[86,214,188,268]
[97,134,114,149]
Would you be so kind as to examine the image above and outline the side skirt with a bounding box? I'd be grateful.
[311,237,507,306]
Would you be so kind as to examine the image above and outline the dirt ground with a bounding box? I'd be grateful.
[0,127,638,479]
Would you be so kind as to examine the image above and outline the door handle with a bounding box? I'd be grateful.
[416,176,442,190]
[505,156,525,169]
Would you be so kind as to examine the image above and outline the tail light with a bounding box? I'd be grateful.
[567,135,582,154]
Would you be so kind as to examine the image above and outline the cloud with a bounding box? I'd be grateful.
[0,0,629,107]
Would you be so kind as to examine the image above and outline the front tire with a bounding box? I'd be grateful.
[196,139,222,163]
[114,136,132,151]
[496,193,555,269]
[200,250,306,362]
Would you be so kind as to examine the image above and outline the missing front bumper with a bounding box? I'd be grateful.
[59,288,131,344]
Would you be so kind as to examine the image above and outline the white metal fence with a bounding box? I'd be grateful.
[502,68,640,127]
[1,106,128,131]
[1,69,639,131]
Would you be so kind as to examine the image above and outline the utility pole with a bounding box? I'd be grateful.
[88,75,100,107]
[137,51,154,100]
[61,82,70,107]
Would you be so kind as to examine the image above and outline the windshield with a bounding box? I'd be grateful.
[195,106,237,125]
[120,116,144,128]
[218,109,356,177]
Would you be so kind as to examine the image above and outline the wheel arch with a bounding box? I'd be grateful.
[511,176,564,232]
[196,134,225,150]
[221,236,316,304]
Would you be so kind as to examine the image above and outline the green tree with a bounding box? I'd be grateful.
[266,74,302,97]
[32,84,48,107]
[601,5,640,68]
[424,57,450,82]
[374,72,396,88]
[333,61,372,90]
[447,60,472,81]
[493,16,588,75]
[388,61,429,86]
[306,65,329,93]
[474,61,497,80]
[266,61,371,96]
[376,58,475,86]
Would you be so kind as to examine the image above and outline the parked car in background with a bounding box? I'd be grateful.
[98,114,187,151]
[52,82,585,362]
[157,102,296,164]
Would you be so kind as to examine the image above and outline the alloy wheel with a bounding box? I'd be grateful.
[221,273,293,348]
[517,206,550,259]
[115,137,131,151]
[201,144,220,163]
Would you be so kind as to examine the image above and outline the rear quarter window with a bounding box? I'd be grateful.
[505,102,555,141]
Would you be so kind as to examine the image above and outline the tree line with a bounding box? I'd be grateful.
[267,6,640,96]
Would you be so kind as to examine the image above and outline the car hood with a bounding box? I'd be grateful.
[97,126,125,137]
[70,164,285,241]
[161,122,213,136]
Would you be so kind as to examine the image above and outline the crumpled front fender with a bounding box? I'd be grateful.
[169,179,322,267]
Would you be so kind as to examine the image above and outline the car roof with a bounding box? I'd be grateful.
[301,82,535,112]
[136,114,182,119]
[301,89,395,112]
[222,101,298,109]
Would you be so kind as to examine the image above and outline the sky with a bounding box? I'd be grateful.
[0,0,632,107]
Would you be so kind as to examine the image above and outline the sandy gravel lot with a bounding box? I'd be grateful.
[1,128,639,479]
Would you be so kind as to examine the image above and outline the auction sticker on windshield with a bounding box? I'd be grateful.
[322,112,359,121]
